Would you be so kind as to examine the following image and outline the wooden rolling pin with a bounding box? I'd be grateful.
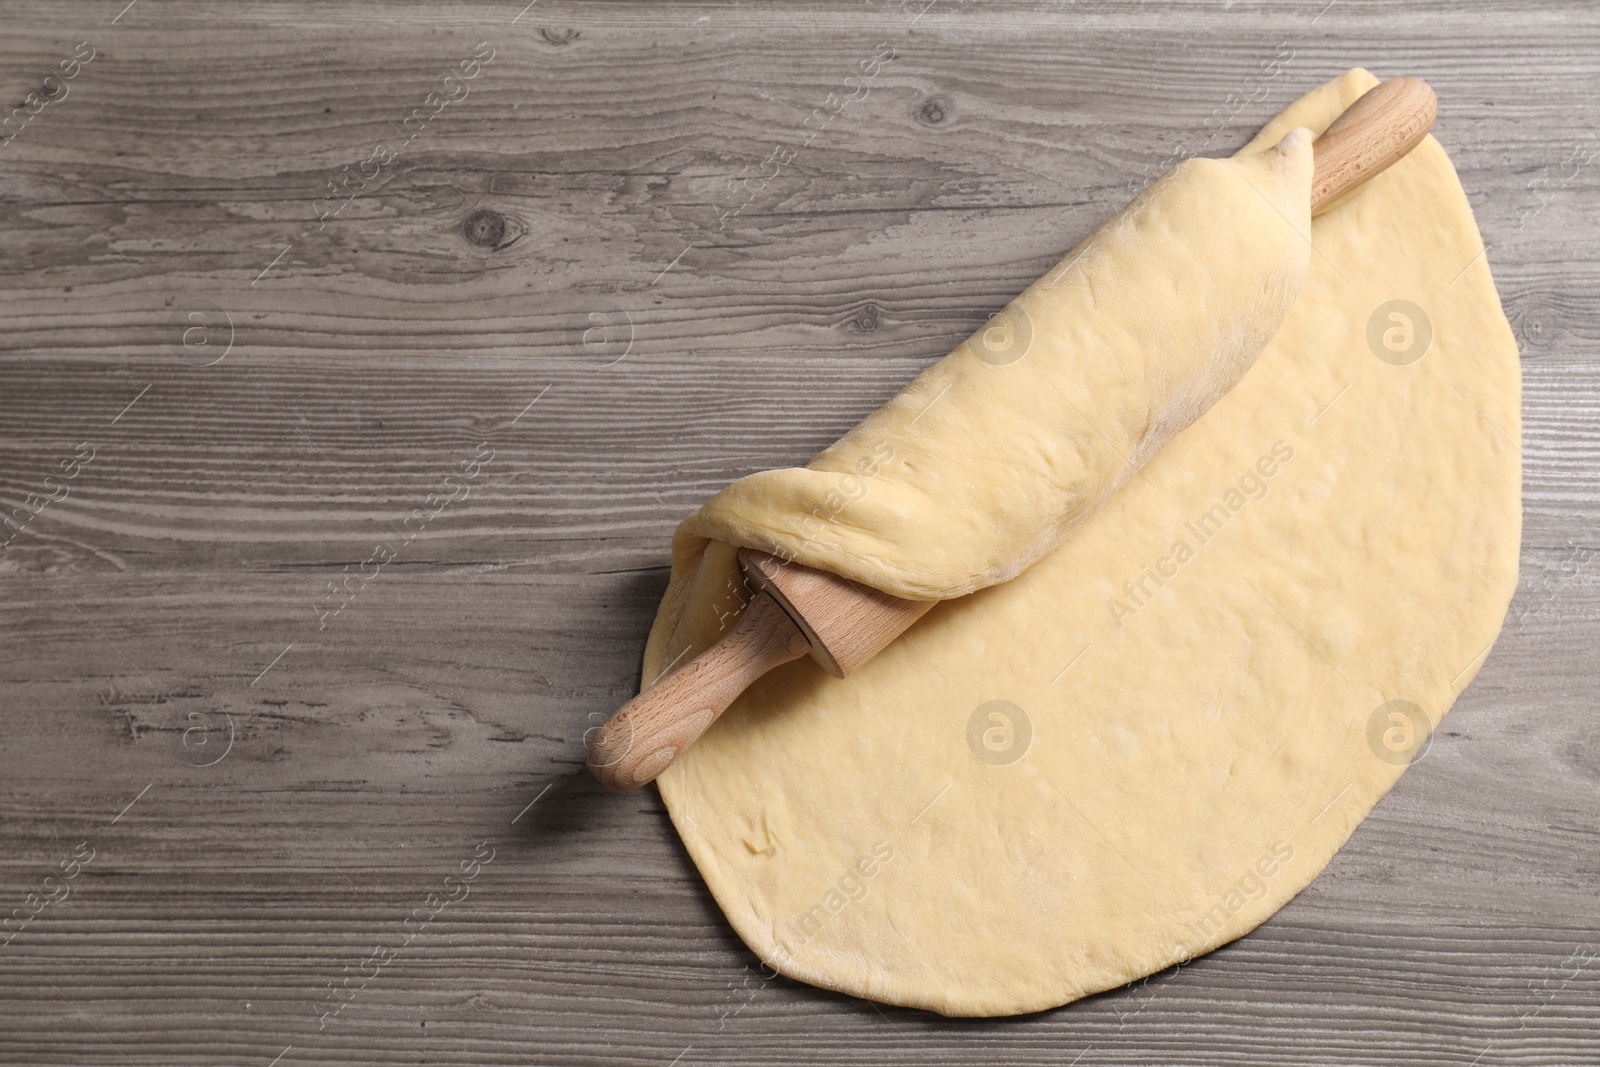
[587,75,1438,792]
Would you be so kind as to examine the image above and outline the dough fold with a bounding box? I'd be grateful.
[672,128,1314,602]
[644,69,1521,1017]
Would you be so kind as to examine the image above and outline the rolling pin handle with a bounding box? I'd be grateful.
[1310,76,1437,215]
[586,591,812,792]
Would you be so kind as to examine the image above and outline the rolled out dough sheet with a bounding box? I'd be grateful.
[642,69,1521,1016]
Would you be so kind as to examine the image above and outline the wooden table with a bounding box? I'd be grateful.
[2,2,1596,1063]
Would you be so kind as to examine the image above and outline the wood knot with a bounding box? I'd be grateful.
[539,27,580,46]
[852,303,881,332]
[462,209,507,247]
[1507,292,1556,350]
[916,96,951,126]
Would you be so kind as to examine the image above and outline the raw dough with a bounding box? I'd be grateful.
[644,70,1520,1016]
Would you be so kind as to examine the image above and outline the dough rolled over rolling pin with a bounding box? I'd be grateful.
[588,76,1437,793]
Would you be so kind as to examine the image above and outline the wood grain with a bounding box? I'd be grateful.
[2,1,1598,1064]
